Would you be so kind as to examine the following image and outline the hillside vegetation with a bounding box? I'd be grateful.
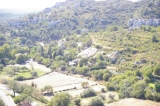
[0,0,160,105]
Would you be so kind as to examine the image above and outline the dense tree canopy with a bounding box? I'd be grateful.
[47,93,72,106]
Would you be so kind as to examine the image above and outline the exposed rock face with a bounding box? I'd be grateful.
[106,51,119,64]
[128,18,160,28]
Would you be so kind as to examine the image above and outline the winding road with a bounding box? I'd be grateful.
[0,85,16,106]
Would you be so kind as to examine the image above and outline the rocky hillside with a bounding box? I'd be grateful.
[3,0,159,43]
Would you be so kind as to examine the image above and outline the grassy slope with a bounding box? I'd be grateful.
[90,26,160,71]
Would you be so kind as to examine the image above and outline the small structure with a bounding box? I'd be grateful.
[69,59,79,66]
[77,42,83,47]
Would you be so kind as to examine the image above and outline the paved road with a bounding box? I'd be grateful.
[0,86,16,106]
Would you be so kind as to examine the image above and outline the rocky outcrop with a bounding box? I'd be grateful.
[128,18,160,28]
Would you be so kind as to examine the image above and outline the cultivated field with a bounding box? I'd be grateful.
[21,72,104,96]
[14,61,51,72]
[15,61,104,97]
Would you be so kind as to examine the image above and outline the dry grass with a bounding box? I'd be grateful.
[106,98,160,106]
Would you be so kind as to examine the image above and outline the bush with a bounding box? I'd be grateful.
[72,97,81,106]
[39,96,48,103]
[14,94,28,104]
[155,83,160,92]
[8,60,16,65]
[145,87,153,100]
[152,35,159,43]
[88,97,104,106]
[101,88,106,93]
[15,76,24,81]
[153,92,160,102]
[80,88,96,98]
[103,73,110,81]
[60,65,66,71]
[153,64,160,76]
[30,71,38,78]
[47,93,71,106]
[14,96,22,104]
[144,77,151,84]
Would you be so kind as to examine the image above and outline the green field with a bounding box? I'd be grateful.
[18,69,47,78]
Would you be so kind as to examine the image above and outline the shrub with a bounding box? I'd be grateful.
[101,88,106,93]
[144,77,151,84]
[103,73,110,81]
[153,92,160,102]
[15,76,24,81]
[155,83,160,92]
[153,64,160,76]
[80,88,96,98]
[88,97,104,106]
[152,35,159,43]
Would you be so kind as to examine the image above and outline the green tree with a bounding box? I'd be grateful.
[42,85,53,94]
[131,81,147,99]
[31,71,38,78]
[7,69,14,77]
[81,66,89,75]
[16,54,27,64]
[103,73,110,81]
[134,70,141,77]
[88,97,104,106]
[48,93,72,106]
[119,79,134,98]
[145,87,153,100]
[144,70,153,79]
[155,83,160,92]
[96,61,106,68]
[81,82,89,88]
[80,88,96,98]
[96,54,104,61]
[8,80,19,97]
[79,58,88,67]
[153,92,160,102]
[72,97,81,106]
[144,77,150,84]
[126,71,133,76]
[0,64,4,72]
[152,35,159,42]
